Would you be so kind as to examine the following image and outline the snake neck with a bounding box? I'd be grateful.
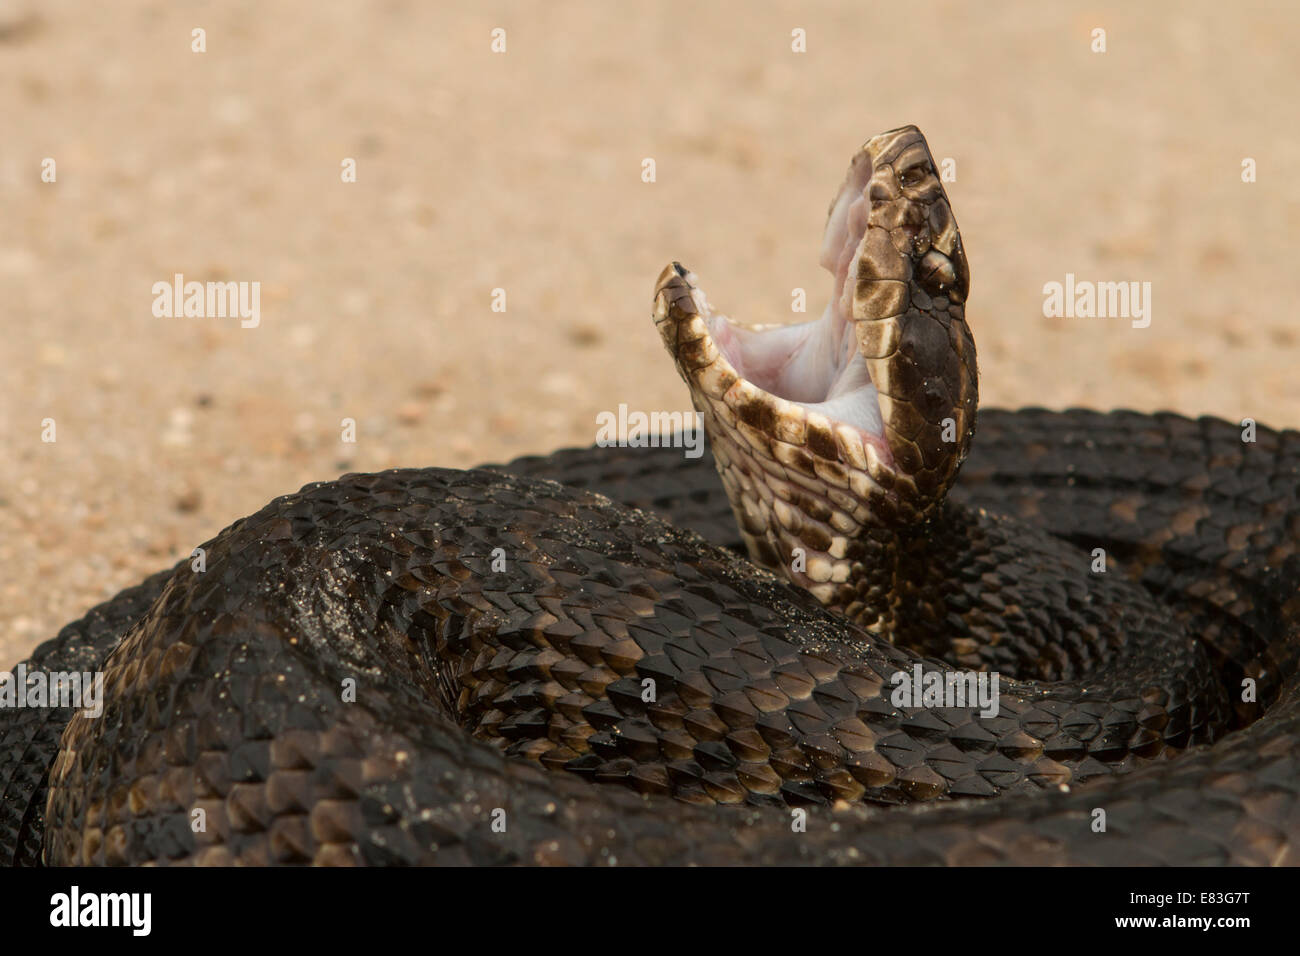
[698,394,904,633]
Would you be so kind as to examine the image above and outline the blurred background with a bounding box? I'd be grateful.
[2,0,1297,664]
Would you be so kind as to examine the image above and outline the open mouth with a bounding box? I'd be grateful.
[657,124,976,542]
[671,152,894,470]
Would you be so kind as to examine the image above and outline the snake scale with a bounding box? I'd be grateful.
[2,127,1298,866]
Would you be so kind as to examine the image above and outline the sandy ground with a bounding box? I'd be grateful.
[2,0,1298,666]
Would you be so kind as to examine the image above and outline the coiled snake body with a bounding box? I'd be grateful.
[3,128,1298,865]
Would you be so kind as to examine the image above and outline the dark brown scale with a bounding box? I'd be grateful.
[736,398,777,433]
[804,420,839,461]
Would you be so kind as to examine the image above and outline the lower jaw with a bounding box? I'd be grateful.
[703,312,894,466]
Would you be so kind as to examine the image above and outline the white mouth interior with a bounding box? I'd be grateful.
[702,159,885,442]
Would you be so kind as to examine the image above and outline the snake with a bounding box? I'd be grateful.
[3,126,1299,866]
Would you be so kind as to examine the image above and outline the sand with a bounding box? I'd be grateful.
[2,0,1298,666]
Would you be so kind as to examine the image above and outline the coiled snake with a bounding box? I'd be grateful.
[3,127,1298,865]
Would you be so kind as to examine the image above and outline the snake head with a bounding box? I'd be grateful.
[653,126,977,610]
